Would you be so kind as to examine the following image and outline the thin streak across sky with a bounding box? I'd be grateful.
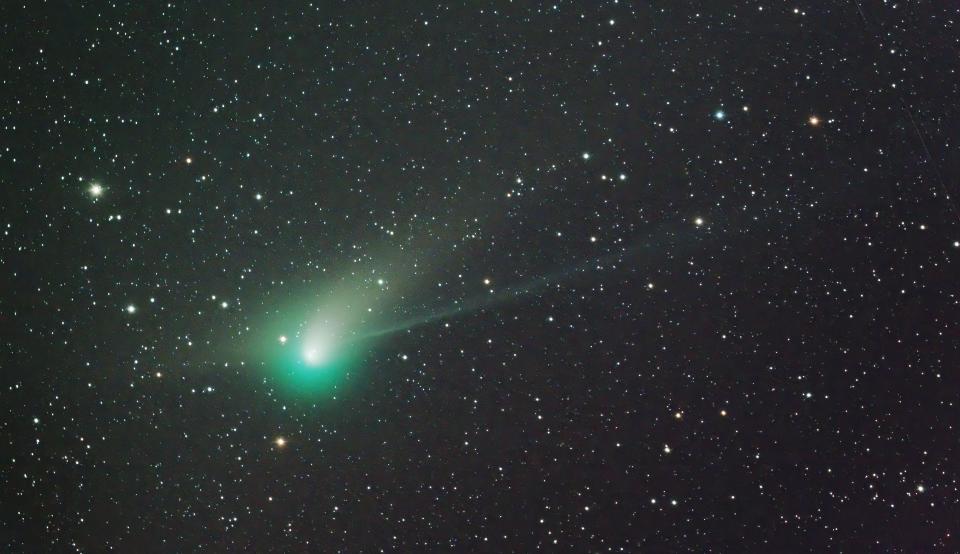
[357,241,659,341]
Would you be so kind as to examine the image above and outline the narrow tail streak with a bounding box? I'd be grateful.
[356,242,657,341]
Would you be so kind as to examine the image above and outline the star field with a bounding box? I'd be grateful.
[2,1,960,552]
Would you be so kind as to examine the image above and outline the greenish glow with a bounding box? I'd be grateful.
[251,245,651,399]
[251,284,379,400]
[268,331,363,399]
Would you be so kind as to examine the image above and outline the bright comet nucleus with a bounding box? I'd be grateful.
[299,317,348,369]
[302,344,328,366]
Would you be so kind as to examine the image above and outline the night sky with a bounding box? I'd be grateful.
[2,1,960,552]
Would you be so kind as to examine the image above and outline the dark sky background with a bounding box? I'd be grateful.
[2,1,959,552]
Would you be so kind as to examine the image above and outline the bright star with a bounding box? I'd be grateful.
[89,183,103,197]
[714,110,726,120]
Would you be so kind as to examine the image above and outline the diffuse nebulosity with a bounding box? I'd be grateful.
[253,278,381,398]
[252,236,661,399]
